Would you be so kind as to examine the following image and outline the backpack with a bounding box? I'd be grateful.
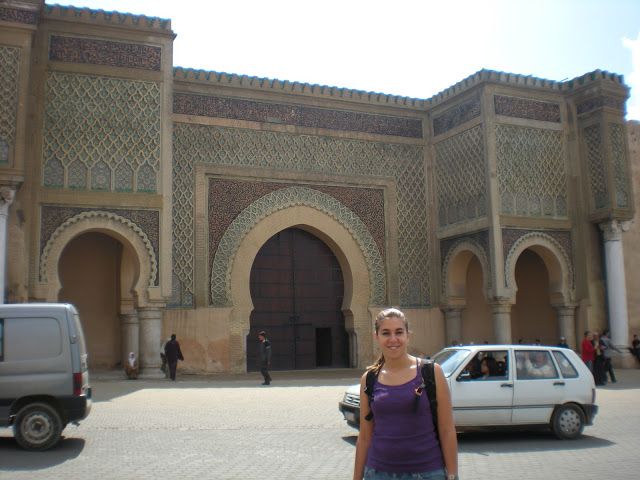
[364,359,439,437]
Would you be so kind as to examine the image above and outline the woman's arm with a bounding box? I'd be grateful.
[435,363,458,479]
[353,373,373,480]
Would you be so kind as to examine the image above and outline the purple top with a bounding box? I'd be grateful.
[366,364,444,474]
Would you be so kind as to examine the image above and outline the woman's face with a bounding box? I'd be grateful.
[375,315,408,359]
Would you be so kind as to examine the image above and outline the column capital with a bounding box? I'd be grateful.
[0,187,15,208]
[599,219,631,241]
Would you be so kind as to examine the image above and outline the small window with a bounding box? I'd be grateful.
[459,350,509,380]
[553,351,579,378]
[0,318,4,361]
[516,350,559,380]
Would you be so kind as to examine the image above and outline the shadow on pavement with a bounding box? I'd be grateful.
[458,430,614,453]
[0,436,85,470]
[342,435,358,446]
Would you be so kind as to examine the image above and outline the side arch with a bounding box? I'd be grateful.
[39,211,157,306]
[211,186,385,307]
[441,239,491,304]
[505,232,574,305]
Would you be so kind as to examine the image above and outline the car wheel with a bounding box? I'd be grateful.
[13,403,63,451]
[552,404,585,440]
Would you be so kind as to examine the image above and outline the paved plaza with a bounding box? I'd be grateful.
[1,368,639,479]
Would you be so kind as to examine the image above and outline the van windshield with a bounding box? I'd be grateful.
[432,349,471,377]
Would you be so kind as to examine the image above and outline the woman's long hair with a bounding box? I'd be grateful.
[367,308,409,375]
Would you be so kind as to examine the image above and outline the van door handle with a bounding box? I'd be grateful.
[553,381,565,386]
[501,383,513,388]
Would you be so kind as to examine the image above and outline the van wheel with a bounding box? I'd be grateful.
[13,403,63,451]
[552,404,585,440]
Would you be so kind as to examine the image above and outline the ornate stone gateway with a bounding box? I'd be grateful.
[246,228,349,371]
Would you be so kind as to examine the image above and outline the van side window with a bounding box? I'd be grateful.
[552,351,579,378]
[0,319,4,361]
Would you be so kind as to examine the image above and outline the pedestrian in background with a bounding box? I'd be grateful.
[258,331,272,385]
[124,351,139,379]
[353,308,458,480]
[581,331,595,373]
[164,334,184,381]
[593,332,606,386]
[557,337,569,349]
[600,329,621,383]
[630,334,640,362]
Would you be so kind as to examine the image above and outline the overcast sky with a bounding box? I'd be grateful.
[46,0,640,120]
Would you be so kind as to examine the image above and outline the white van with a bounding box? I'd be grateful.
[0,303,92,450]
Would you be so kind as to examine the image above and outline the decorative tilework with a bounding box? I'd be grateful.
[432,96,481,136]
[496,125,566,217]
[435,125,486,226]
[49,36,162,71]
[173,123,428,307]
[583,124,608,209]
[0,6,38,24]
[209,186,386,307]
[0,46,20,164]
[609,123,630,208]
[43,72,161,193]
[115,162,133,192]
[40,206,160,286]
[91,161,111,191]
[173,93,423,138]
[577,96,625,115]
[494,95,561,122]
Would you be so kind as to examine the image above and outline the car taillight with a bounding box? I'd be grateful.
[73,372,83,396]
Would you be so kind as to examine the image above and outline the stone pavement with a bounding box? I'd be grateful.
[1,368,639,479]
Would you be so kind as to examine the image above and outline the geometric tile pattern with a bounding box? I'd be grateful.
[210,186,386,306]
[173,93,423,138]
[494,95,561,123]
[577,96,625,115]
[496,125,566,217]
[435,125,486,226]
[0,46,20,164]
[432,96,481,136]
[583,124,608,210]
[42,72,161,192]
[0,6,38,24]
[173,123,428,307]
[609,123,630,208]
[49,36,162,71]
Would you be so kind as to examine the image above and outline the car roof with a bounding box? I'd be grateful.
[442,344,570,351]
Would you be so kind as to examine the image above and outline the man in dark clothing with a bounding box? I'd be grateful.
[258,331,272,385]
[164,334,184,381]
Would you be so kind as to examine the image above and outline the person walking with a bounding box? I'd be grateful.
[581,331,595,373]
[593,332,606,386]
[258,331,272,385]
[353,308,458,480]
[600,329,621,383]
[164,334,184,381]
[557,337,569,349]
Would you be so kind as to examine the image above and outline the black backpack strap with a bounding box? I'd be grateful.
[422,359,439,438]
[364,369,377,421]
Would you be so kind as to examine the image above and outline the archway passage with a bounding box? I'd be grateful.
[511,249,557,345]
[247,227,349,371]
[58,232,122,369]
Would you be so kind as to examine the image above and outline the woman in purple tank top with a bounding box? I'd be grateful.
[353,308,459,480]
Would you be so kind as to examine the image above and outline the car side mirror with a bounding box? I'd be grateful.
[457,371,472,382]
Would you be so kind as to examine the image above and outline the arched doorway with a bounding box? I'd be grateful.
[511,249,557,344]
[246,227,349,371]
[58,232,122,369]
[461,256,492,343]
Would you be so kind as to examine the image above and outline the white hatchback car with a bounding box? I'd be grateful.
[339,345,597,439]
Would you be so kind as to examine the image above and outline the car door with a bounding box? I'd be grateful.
[512,349,564,424]
[449,349,513,426]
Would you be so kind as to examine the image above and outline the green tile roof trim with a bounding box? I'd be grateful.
[44,4,172,31]
[174,67,627,110]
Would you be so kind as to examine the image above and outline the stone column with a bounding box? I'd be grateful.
[0,187,15,304]
[443,307,463,346]
[600,220,634,367]
[554,305,577,350]
[138,306,164,378]
[120,311,140,366]
[491,301,512,345]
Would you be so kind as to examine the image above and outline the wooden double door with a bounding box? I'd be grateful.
[247,228,349,371]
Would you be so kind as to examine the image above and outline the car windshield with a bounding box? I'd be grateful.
[432,349,471,377]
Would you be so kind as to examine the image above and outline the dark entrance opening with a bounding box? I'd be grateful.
[246,227,349,371]
[315,328,333,367]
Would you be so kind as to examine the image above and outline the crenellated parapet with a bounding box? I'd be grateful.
[43,3,172,32]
